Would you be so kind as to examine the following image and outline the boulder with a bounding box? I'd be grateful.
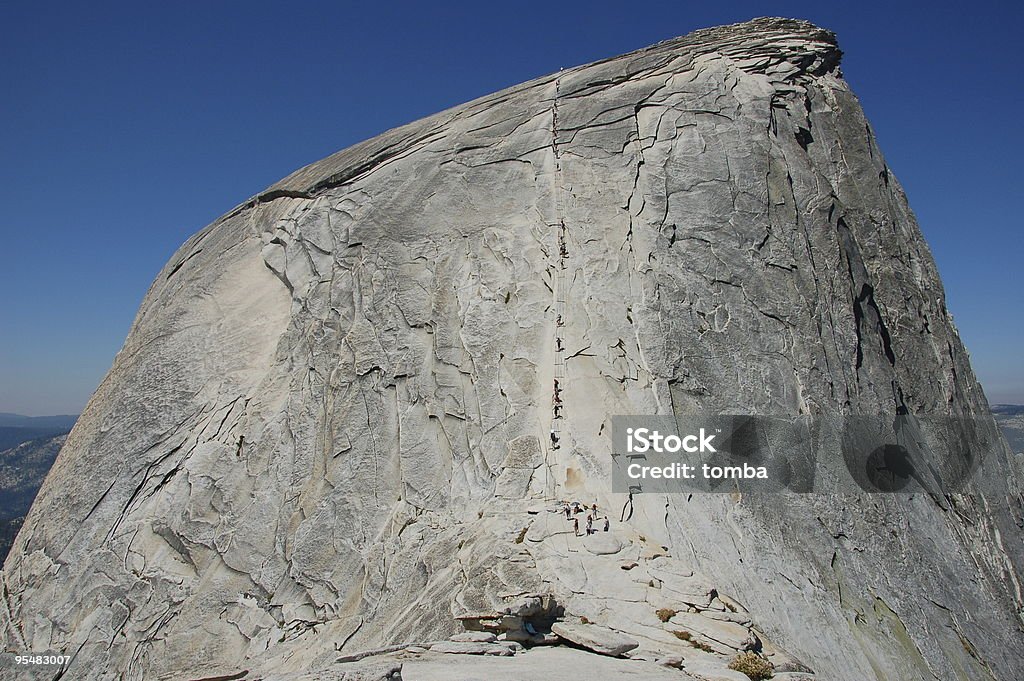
[583,532,625,555]
[550,621,639,657]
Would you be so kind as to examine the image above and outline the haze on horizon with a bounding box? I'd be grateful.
[1,0,1021,416]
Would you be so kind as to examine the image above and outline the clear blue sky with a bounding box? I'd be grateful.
[1,1,1021,415]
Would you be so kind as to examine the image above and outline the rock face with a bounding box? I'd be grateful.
[3,17,1023,681]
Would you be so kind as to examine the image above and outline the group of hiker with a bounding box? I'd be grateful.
[550,375,566,449]
[561,500,610,536]
[550,223,567,446]
[558,221,568,265]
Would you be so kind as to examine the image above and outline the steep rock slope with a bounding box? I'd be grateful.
[3,18,1023,681]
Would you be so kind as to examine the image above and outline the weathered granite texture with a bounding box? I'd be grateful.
[3,17,1023,681]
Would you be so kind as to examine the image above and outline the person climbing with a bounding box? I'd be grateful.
[553,403,562,418]
[556,337,564,352]
[553,392,562,405]
[564,504,571,520]
[556,314,563,327]
[554,378,561,393]
[550,429,560,449]
[585,514,593,535]
[603,516,610,532]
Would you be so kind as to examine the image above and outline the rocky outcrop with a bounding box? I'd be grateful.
[3,17,1023,681]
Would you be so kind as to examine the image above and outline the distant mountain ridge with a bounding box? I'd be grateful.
[0,413,77,452]
[0,413,78,428]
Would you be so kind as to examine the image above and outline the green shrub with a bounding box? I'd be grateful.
[728,651,774,680]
